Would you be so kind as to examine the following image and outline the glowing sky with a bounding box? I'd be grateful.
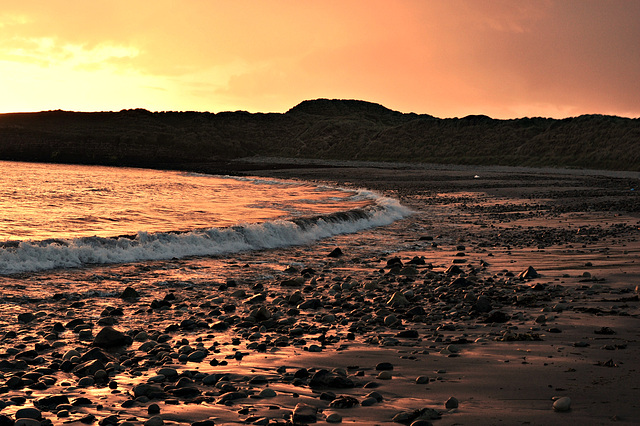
[1,0,638,118]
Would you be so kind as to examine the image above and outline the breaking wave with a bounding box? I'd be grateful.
[0,191,411,274]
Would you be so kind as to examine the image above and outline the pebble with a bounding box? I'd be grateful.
[259,388,276,397]
[376,371,392,380]
[292,403,317,423]
[445,397,459,409]
[553,396,571,412]
[144,416,164,426]
[326,412,343,423]
[416,376,430,384]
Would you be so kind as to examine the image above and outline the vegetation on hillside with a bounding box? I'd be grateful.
[0,99,638,171]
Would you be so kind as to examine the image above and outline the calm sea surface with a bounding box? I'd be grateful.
[0,161,409,274]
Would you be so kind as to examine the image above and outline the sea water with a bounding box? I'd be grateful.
[0,161,411,274]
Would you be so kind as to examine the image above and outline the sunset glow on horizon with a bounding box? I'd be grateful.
[1,0,638,119]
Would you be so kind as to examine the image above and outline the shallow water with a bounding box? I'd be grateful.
[0,161,410,274]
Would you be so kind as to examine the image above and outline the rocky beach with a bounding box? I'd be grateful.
[0,161,638,426]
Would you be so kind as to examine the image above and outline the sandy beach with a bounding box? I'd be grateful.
[1,162,638,426]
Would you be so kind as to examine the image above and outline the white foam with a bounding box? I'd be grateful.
[0,192,411,274]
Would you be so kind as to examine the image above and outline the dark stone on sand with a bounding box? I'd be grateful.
[474,295,492,313]
[392,408,442,424]
[92,327,132,348]
[328,247,344,258]
[386,257,403,268]
[309,369,354,389]
[329,395,359,408]
[445,397,459,409]
[191,421,216,426]
[444,265,463,275]
[0,415,13,426]
[171,387,201,398]
[216,391,247,404]
[518,266,540,279]
[99,415,120,425]
[2,331,17,340]
[72,397,93,406]
[292,403,317,423]
[449,277,470,288]
[81,348,112,362]
[482,311,511,323]
[15,350,39,359]
[73,360,105,378]
[17,313,35,324]
[120,286,140,299]
[594,327,616,335]
[35,395,69,410]
[407,256,426,265]
[15,408,42,420]
[396,330,419,338]
[298,298,323,309]
[376,362,394,371]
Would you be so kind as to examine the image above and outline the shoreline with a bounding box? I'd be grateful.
[0,161,638,425]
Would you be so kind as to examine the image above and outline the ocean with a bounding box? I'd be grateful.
[0,161,411,275]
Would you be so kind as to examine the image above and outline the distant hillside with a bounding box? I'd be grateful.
[0,99,638,171]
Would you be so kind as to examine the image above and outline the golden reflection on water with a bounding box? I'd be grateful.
[0,161,371,241]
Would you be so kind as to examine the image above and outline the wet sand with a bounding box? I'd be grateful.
[1,162,639,425]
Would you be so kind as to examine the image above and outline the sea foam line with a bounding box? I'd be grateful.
[0,192,411,274]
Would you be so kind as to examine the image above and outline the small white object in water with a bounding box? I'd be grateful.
[474,174,480,178]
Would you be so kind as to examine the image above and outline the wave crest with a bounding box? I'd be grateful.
[0,192,411,274]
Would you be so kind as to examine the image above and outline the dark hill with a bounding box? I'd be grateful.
[0,99,638,171]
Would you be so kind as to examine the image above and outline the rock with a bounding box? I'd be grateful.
[396,329,419,338]
[15,408,42,420]
[449,277,469,288]
[326,412,343,423]
[377,371,392,380]
[329,395,359,408]
[93,327,132,348]
[309,369,354,389]
[518,266,540,279]
[375,362,394,371]
[474,295,492,313]
[328,247,344,258]
[445,397,459,409]
[73,359,105,378]
[361,397,378,406]
[34,394,69,410]
[14,420,41,426]
[482,311,511,323]
[17,313,35,324]
[415,376,429,384]
[292,403,317,423]
[144,416,164,426]
[444,265,463,275]
[392,408,442,423]
[148,404,161,415]
[384,314,400,327]
[259,388,276,398]
[81,347,112,362]
[553,396,571,412]
[187,350,207,362]
[120,286,140,299]
[387,292,409,307]
[216,391,247,404]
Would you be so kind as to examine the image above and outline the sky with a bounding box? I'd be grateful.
[0,0,638,119]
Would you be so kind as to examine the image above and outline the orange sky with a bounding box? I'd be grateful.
[0,0,638,118]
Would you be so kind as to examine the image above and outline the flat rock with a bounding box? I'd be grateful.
[93,327,132,348]
[292,403,317,423]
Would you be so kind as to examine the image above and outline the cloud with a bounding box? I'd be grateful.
[0,0,638,117]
